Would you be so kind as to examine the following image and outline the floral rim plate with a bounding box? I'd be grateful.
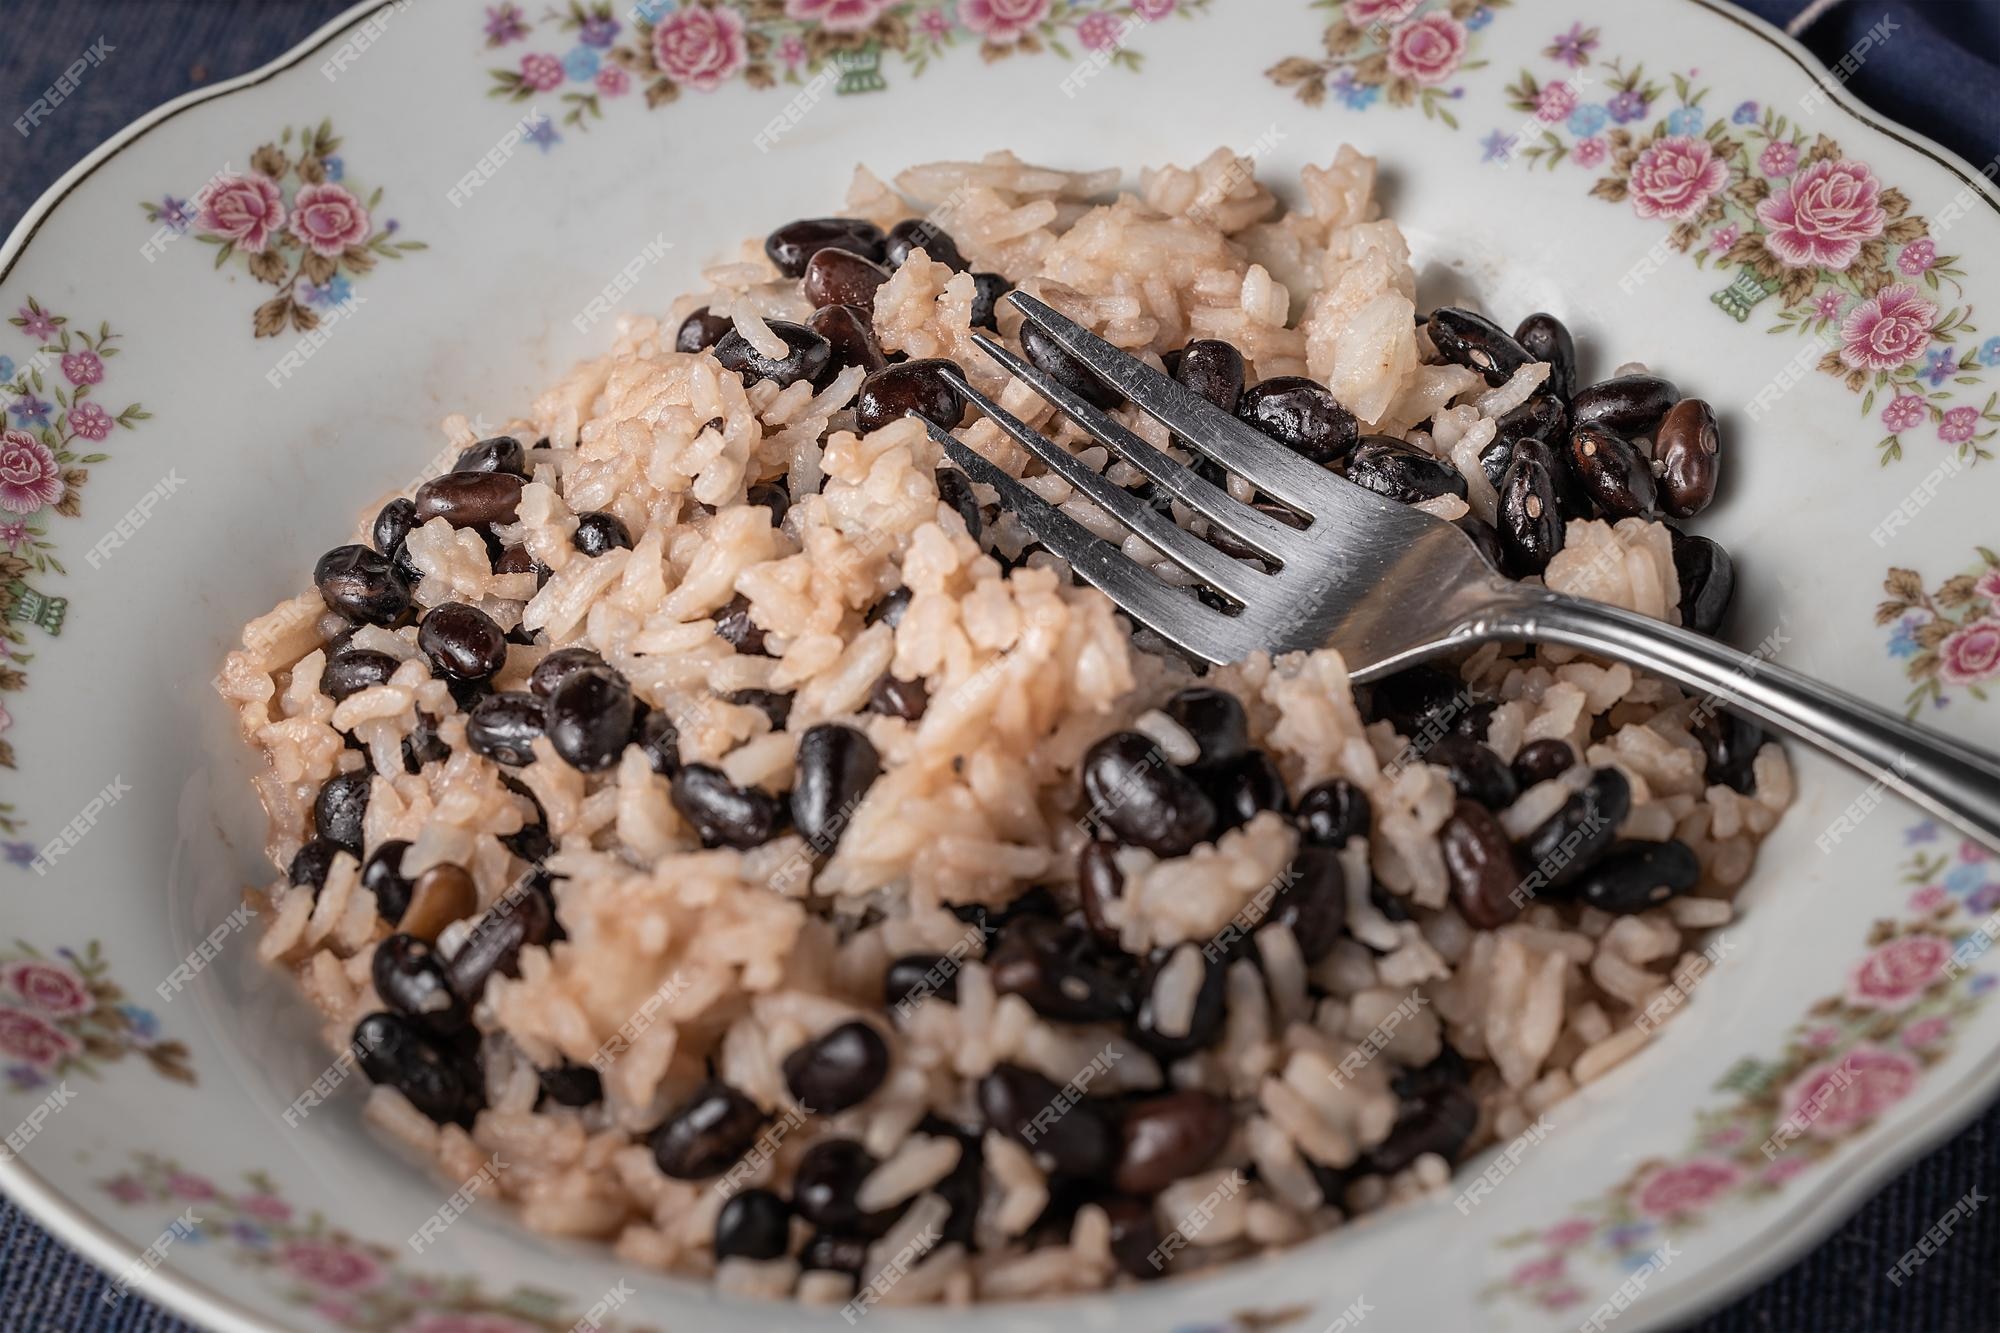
[2,2,1998,1330]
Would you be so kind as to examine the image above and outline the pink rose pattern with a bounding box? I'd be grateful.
[1839,283,1936,371]
[286,183,372,258]
[958,0,1052,43]
[1846,935,1952,1009]
[1345,0,1420,26]
[0,944,192,1082]
[1781,1046,1920,1137]
[1757,158,1886,270]
[0,1005,80,1067]
[1627,136,1729,221]
[3,959,93,1015]
[652,4,747,89]
[193,173,286,253]
[1633,1158,1743,1218]
[1385,13,1468,86]
[1938,620,2000,686]
[0,430,63,514]
[785,0,897,32]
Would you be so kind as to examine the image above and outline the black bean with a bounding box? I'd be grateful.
[530,646,606,698]
[492,544,545,581]
[1298,779,1372,848]
[362,839,415,923]
[1367,664,1474,741]
[1695,711,1763,793]
[314,544,411,625]
[288,837,344,893]
[885,217,967,271]
[1654,399,1720,519]
[1347,436,1468,504]
[792,724,881,854]
[987,917,1131,1023]
[571,511,633,558]
[1577,839,1701,914]
[884,953,960,1010]
[764,217,885,277]
[1076,841,1125,948]
[672,764,779,848]
[314,772,370,853]
[866,673,928,721]
[1175,339,1245,417]
[1164,686,1249,769]
[783,1021,891,1113]
[632,708,680,775]
[1428,308,1533,386]
[806,303,887,380]
[675,306,733,352]
[537,1062,603,1107]
[934,466,982,537]
[1515,434,1595,524]
[323,648,400,702]
[1130,945,1227,1061]
[1425,733,1518,809]
[803,247,892,310]
[793,1139,896,1235]
[417,603,507,682]
[1457,514,1507,572]
[371,933,466,1034]
[465,691,546,766]
[1082,731,1216,856]
[1443,799,1522,929]
[445,879,555,1003]
[1513,313,1578,401]
[747,482,790,528]
[1569,424,1657,518]
[867,587,913,629]
[979,1063,1116,1180]
[1115,1090,1231,1195]
[1268,844,1347,962]
[1479,437,1516,491]
[1366,1079,1479,1174]
[373,497,417,557]
[724,687,793,731]
[1571,373,1682,436]
[403,712,450,772]
[1205,750,1288,835]
[799,1231,868,1285]
[545,667,635,773]
[1518,768,1631,896]
[651,1080,768,1179]
[413,471,524,529]
[453,435,527,477]
[351,1012,479,1125]
[1511,738,1576,789]
[713,320,832,390]
[1103,1195,1169,1280]
[713,593,768,655]
[969,272,1010,330]
[714,1189,791,1262]
[1672,529,1736,637]
[929,1125,984,1247]
[1496,392,1572,451]
[1497,446,1565,577]
[1237,376,1359,464]
[855,359,965,435]
[1023,321,1120,410]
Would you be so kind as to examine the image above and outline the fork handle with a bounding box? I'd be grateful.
[1473,591,2000,854]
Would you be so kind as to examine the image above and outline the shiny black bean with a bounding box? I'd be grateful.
[979,1063,1116,1180]
[1115,1091,1231,1195]
[1497,391,1573,451]
[866,673,928,721]
[1498,447,1564,577]
[446,880,554,1003]
[1366,1078,1479,1174]
[1022,320,1121,410]
[492,544,545,582]
[1577,838,1701,914]
[799,1231,868,1286]
[371,933,467,1034]
[803,247,892,311]
[935,466,982,537]
[1425,734,1518,809]
[987,918,1131,1023]
[792,724,881,854]
[672,764,779,848]
[782,1020,891,1114]
[1081,731,1216,856]
[1457,514,1506,572]
[1511,739,1576,789]
[713,593,768,655]
[1367,664,1475,741]
[793,1139,897,1235]
[1346,436,1468,504]
[1654,398,1720,519]
[1571,373,1682,436]
[361,839,414,923]
[1130,944,1227,1061]
[1103,1195,1169,1281]
[1696,711,1763,793]
[765,217,885,277]
[855,359,965,435]
[545,667,635,773]
[418,603,507,681]
[314,544,412,625]
[1479,437,1515,491]
[1569,424,1657,518]
[1077,841,1125,948]
[1268,844,1346,963]
[885,217,967,271]
[1513,312,1577,401]
[465,691,545,766]
[651,1080,768,1179]
[714,320,832,389]
[529,646,606,698]
[1516,435,1595,524]
[453,435,527,477]
[413,471,524,528]
[1297,778,1372,848]
[1175,339,1245,417]
[1671,529,1736,637]
[622,707,676,776]
[373,497,417,557]
[1519,767,1631,896]
[1237,376,1359,464]
[323,648,401,702]
[806,303,887,380]
[1428,307,1533,386]
[537,1062,603,1107]
[1443,799,1522,929]
[676,306,733,353]
[867,587,913,629]
[403,712,450,772]
[314,772,370,852]
[1204,750,1288,835]
[571,511,633,557]
[884,952,960,1010]
[714,1189,791,1262]
[351,1012,479,1125]
[1164,687,1248,770]
[288,837,344,893]
[969,272,1010,330]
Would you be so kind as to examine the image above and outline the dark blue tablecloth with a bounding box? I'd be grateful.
[3,2,1999,1329]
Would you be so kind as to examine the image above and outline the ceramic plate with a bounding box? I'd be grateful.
[3,1,1997,1329]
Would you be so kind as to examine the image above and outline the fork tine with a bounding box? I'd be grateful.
[964,335,1303,564]
[940,369,1266,603]
[926,425,1252,664]
[1004,292,1348,513]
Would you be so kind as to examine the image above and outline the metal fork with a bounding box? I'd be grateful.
[925,291,2000,853]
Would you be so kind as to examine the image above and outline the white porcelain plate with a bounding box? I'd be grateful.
[3,1,1998,1329]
